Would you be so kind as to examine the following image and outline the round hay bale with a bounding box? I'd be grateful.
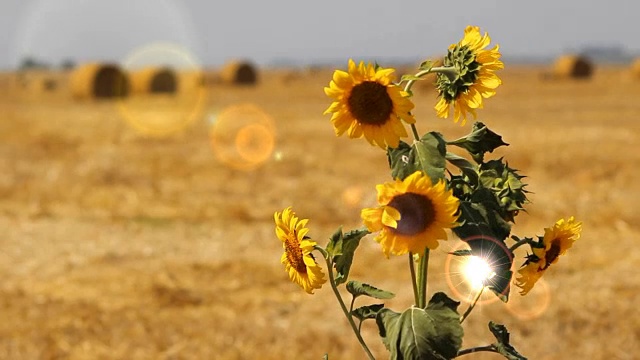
[553,55,593,79]
[220,60,258,85]
[70,63,129,99]
[131,67,178,94]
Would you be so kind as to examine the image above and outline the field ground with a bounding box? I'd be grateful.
[0,65,639,359]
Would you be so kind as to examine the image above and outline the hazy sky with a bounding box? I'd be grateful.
[2,0,639,69]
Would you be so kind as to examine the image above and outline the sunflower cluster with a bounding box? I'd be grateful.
[272,25,582,360]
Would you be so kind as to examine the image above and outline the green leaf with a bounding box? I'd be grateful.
[376,293,464,360]
[387,140,414,180]
[445,152,479,185]
[333,228,368,285]
[449,249,472,257]
[419,60,434,71]
[325,226,344,259]
[448,122,508,163]
[488,322,528,360]
[346,280,395,300]
[401,74,424,82]
[376,308,402,353]
[414,132,447,184]
[351,303,385,322]
[387,134,446,183]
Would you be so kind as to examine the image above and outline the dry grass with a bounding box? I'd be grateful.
[0,65,639,359]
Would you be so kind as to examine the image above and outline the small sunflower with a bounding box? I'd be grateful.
[435,26,504,125]
[324,59,416,149]
[274,207,326,294]
[361,171,460,256]
[515,217,582,295]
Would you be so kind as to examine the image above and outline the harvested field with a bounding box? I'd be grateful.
[0,65,638,359]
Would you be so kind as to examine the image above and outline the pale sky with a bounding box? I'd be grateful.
[2,0,639,69]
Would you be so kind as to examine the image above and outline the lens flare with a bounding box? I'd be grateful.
[210,103,276,170]
[462,256,497,290]
[506,277,551,320]
[117,42,207,137]
[444,237,513,305]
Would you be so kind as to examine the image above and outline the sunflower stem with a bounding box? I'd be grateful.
[456,345,499,357]
[408,252,420,306]
[324,256,376,360]
[509,237,532,252]
[417,248,430,308]
[460,286,484,323]
[410,124,421,142]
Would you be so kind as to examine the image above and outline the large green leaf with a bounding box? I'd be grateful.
[387,140,413,180]
[376,293,463,360]
[333,228,368,285]
[346,280,395,300]
[488,322,527,360]
[415,132,447,184]
[387,133,446,183]
[325,226,344,259]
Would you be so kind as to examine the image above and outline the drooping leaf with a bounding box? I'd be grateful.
[376,293,464,360]
[488,322,528,360]
[351,304,385,322]
[333,228,368,285]
[448,122,509,163]
[346,280,395,300]
[414,132,447,184]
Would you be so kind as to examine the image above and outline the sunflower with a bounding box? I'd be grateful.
[274,207,326,294]
[324,59,416,149]
[361,171,460,256]
[515,217,582,295]
[435,25,504,125]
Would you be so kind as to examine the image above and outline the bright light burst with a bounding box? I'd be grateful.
[462,256,496,290]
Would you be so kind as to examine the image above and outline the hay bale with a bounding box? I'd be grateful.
[70,63,129,99]
[131,67,178,94]
[552,55,593,79]
[220,60,258,85]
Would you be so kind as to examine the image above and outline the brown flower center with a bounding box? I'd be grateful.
[387,193,435,236]
[347,81,393,125]
[542,240,561,270]
[284,231,307,274]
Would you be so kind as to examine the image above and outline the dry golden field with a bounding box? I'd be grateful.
[0,64,639,359]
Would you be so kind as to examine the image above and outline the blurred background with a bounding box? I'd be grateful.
[0,1,639,359]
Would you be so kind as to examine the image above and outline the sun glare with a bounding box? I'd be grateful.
[462,256,496,290]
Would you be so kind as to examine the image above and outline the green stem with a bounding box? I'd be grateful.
[408,252,419,306]
[509,237,532,252]
[456,345,498,357]
[324,256,376,360]
[460,286,484,323]
[417,248,430,308]
[410,124,421,142]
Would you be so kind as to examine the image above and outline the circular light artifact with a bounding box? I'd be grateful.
[209,103,276,170]
[117,42,207,137]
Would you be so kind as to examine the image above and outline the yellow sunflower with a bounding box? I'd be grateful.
[435,25,504,125]
[324,59,416,149]
[515,217,582,295]
[274,207,326,294]
[361,171,460,257]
